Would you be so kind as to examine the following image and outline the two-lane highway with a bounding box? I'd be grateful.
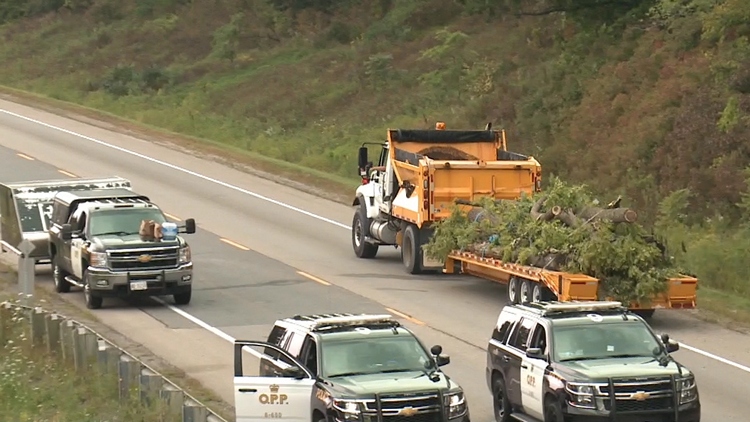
[2,98,749,420]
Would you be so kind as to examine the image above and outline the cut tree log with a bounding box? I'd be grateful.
[577,207,638,223]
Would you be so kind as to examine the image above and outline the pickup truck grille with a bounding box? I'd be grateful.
[601,377,674,413]
[363,392,443,422]
[108,247,180,270]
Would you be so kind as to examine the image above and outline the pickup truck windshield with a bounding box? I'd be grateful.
[321,334,434,378]
[89,208,166,237]
[553,321,662,362]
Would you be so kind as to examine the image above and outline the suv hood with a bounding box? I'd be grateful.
[559,356,686,380]
[327,370,458,398]
[91,234,183,250]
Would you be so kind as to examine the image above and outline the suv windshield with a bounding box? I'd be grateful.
[553,321,662,362]
[321,333,434,378]
[89,208,166,237]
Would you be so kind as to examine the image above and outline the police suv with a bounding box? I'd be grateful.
[486,301,700,422]
[233,313,470,422]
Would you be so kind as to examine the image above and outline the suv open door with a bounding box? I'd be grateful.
[233,340,315,422]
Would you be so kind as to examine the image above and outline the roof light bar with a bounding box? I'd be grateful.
[525,301,625,315]
[307,314,397,330]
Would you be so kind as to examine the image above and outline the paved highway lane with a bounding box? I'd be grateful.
[2,100,750,420]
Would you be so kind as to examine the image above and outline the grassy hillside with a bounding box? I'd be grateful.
[1,0,750,311]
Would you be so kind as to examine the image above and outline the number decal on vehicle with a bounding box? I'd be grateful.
[264,412,283,418]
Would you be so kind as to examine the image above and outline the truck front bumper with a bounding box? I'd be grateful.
[86,263,193,297]
[564,400,700,422]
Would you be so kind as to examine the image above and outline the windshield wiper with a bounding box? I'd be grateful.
[379,368,419,374]
[328,371,372,378]
[560,354,650,362]
[93,231,139,236]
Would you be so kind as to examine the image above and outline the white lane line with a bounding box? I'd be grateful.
[678,342,750,374]
[3,107,750,374]
[0,109,349,230]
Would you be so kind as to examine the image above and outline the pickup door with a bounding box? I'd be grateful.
[233,340,315,422]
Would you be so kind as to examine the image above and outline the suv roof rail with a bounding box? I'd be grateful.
[289,313,401,332]
[517,301,627,317]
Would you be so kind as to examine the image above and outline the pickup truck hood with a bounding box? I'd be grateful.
[91,234,183,250]
[327,370,457,398]
[559,356,688,380]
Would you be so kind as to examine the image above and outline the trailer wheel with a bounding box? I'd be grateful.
[508,277,521,304]
[532,283,556,302]
[402,224,424,274]
[633,309,655,319]
[352,202,379,258]
[520,279,534,304]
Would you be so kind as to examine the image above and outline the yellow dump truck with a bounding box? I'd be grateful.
[351,123,698,316]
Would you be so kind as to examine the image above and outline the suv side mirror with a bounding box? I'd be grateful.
[526,348,544,360]
[183,218,196,234]
[358,146,368,171]
[281,365,306,380]
[61,223,73,241]
[435,354,450,367]
[660,333,679,353]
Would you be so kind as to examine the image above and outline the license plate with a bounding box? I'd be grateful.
[130,281,148,291]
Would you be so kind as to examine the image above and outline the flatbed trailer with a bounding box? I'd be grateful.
[444,250,698,317]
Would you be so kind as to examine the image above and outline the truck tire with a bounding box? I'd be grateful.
[402,224,424,275]
[83,269,103,309]
[51,255,71,293]
[544,398,564,422]
[520,279,534,303]
[352,202,379,259]
[532,283,556,302]
[174,288,192,305]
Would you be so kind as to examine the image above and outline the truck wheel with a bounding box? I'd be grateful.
[174,288,192,305]
[83,270,103,309]
[51,255,71,293]
[532,283,556,302]
[352,203,379,259]
[402,224,423,274]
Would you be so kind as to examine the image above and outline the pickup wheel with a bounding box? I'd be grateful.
[52,256,71,294]
[401,224,424,275]
[83,269,103,309]
[352,202,379,259]
[174,288,192,305]
[492,375,512,422]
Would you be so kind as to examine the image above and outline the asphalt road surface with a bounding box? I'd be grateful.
[1,99,749,421]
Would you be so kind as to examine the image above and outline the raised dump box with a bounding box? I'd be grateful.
[0,177,131,262]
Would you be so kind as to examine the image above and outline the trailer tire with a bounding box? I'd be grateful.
[520,279,534,304]
[352,202,379,259]
[508,277,521,304]
[402,224,424,275]
[633,309,655,319]
[532,283,556,302]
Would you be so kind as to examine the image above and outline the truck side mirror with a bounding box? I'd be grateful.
[281,365,306,380]
[184,218,196,234]
[358,147,368,171]
[61,223,73,241]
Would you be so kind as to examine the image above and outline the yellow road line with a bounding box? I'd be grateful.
[58,169,78,178]
[16,153,35,161]
[296,271,331,286]
[385,307,425,326]
[220,238,250,251]
[164,212,182,221]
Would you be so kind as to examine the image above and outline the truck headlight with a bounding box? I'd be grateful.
[179,245,191,264]
[332,399,362,421]
[565,382,596,409]
[444,391,468,419]
[677,375,698,404]
[89,251,107,268]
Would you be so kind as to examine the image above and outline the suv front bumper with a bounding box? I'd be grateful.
[564,401,700,422]
[86,263,193,297]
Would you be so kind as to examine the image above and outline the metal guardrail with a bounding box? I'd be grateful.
[0,301,229,422]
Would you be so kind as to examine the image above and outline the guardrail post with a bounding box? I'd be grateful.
[161,383,185,416]
[30,307,46,348]
[0,302,12,344]
[140,367,164,406]
[118,354,142,402]
[17,239,36,306]
[72,326,90,372]
[45,313,62,355]
[61,320,76,364]
[183,399,208,422]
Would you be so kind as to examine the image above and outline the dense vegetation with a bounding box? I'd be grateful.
[1,0,749,306]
